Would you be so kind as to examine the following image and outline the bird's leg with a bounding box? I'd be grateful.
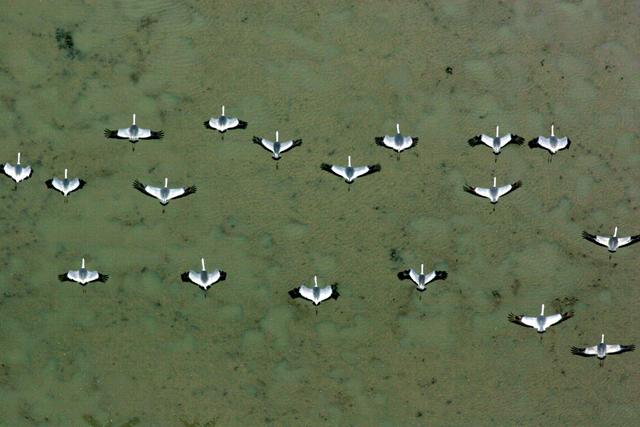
[13,183,17,191]
[396,152,400,161]
[64,197,69,204]
[162,208,166,214]
[275,162,279,170]
[347,185,351,192]
[599,359,604,368]
[132,145,135,152]
[315,306,318,316]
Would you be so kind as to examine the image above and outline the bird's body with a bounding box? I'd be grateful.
[204,105,248,134]
[45,168,86,197]
[132,177,196,207]
[582,227,640,253]
[397,263,447,292]
[463,176,522,204]
[508,304,574,333]
[571,334,635,366]
[529,124,571,156]
[58,258,109,286]
[320,156,381,185]
[181,258,227,293]
[252,131,302,161]
[288,275,339,307]
[468,125,524,159]
[104,114,164,150]
[2,152,32,187]
[375,123,418,157]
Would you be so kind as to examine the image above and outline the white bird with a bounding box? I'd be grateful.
[463,176,522,208]
[468,125,525,161]
[58,258,109,286]
[133,178,196,212]
[508,304,574,333]
[104,113,164,150]
[320,156,381,189]
[288,275,340,311]
[375,123,418,159]
[45,168,86,199]
[252,131,302,167]
[529,124,571,160]
[204,105,248,138]
[181,258,227,295]
[397,263,447,292]
[582,226,640,255]
[571,334,635,367]
[2,152,32,188]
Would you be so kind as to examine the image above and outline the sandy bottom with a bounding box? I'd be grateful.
[0,1,639,425]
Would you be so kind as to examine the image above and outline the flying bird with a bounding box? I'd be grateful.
[104,113,164,151]
[2,152,32,189]
[467,125,524,161]
[252,130,302,168]
[397,263,447,293]
[58,258,109,286]
[463,176,522,209]
[45,168,86,200]
[133,178,196,212]
[320,156,381,190]
[288,275,339,313]
[528,124,571,161]
[375,123,418,159]
[180,258,227,296]
[508,304,574,334]
[571,334,635,367]
[582,226,640,257]
[204,105,248,138]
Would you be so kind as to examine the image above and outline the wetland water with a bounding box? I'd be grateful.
[0,1,639,425]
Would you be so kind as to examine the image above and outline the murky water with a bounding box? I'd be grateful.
[1,1,639,425]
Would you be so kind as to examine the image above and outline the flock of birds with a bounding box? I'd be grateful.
[3,106,637,366]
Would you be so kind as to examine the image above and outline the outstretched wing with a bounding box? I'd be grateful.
[582,231,609,248]
[543,311,573,329]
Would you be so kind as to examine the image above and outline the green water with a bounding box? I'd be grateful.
[1,1,639,425]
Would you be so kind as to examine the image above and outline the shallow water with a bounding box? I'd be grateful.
[1,1,639,425]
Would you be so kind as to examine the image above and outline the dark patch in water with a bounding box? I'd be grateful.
[55,28,80,59]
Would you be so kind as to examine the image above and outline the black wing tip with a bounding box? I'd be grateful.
[562,311,575,320]
[570,346,589,356]
[132,179,145,190]
[97,273,109,282]
[507,313,523,324]
[45,179,54,188]
[288,287,301,299]
[511,180,523,189]
[104,129,117,138]
[411,136,419,144]
[622,344,636,352]
[462,184,475,194]
[467,136,482,146]
[331,284,340,300]
[374,137,385,146]
[236,120,248,129]
[435,271,448,280]
[252,136,262,144]
[184,185,197,195]
[368,164,382,173]
[397,270,411,280]
[581,230,596,240]
[528,138,540,148]
[180,272,191,283]
[219,270,227,281]
[58,273,70,282]
[320,163,332,171]
[292,138,303,146]
[511,135,525,144]
[203,121,213,129]
[150,130,164,139]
